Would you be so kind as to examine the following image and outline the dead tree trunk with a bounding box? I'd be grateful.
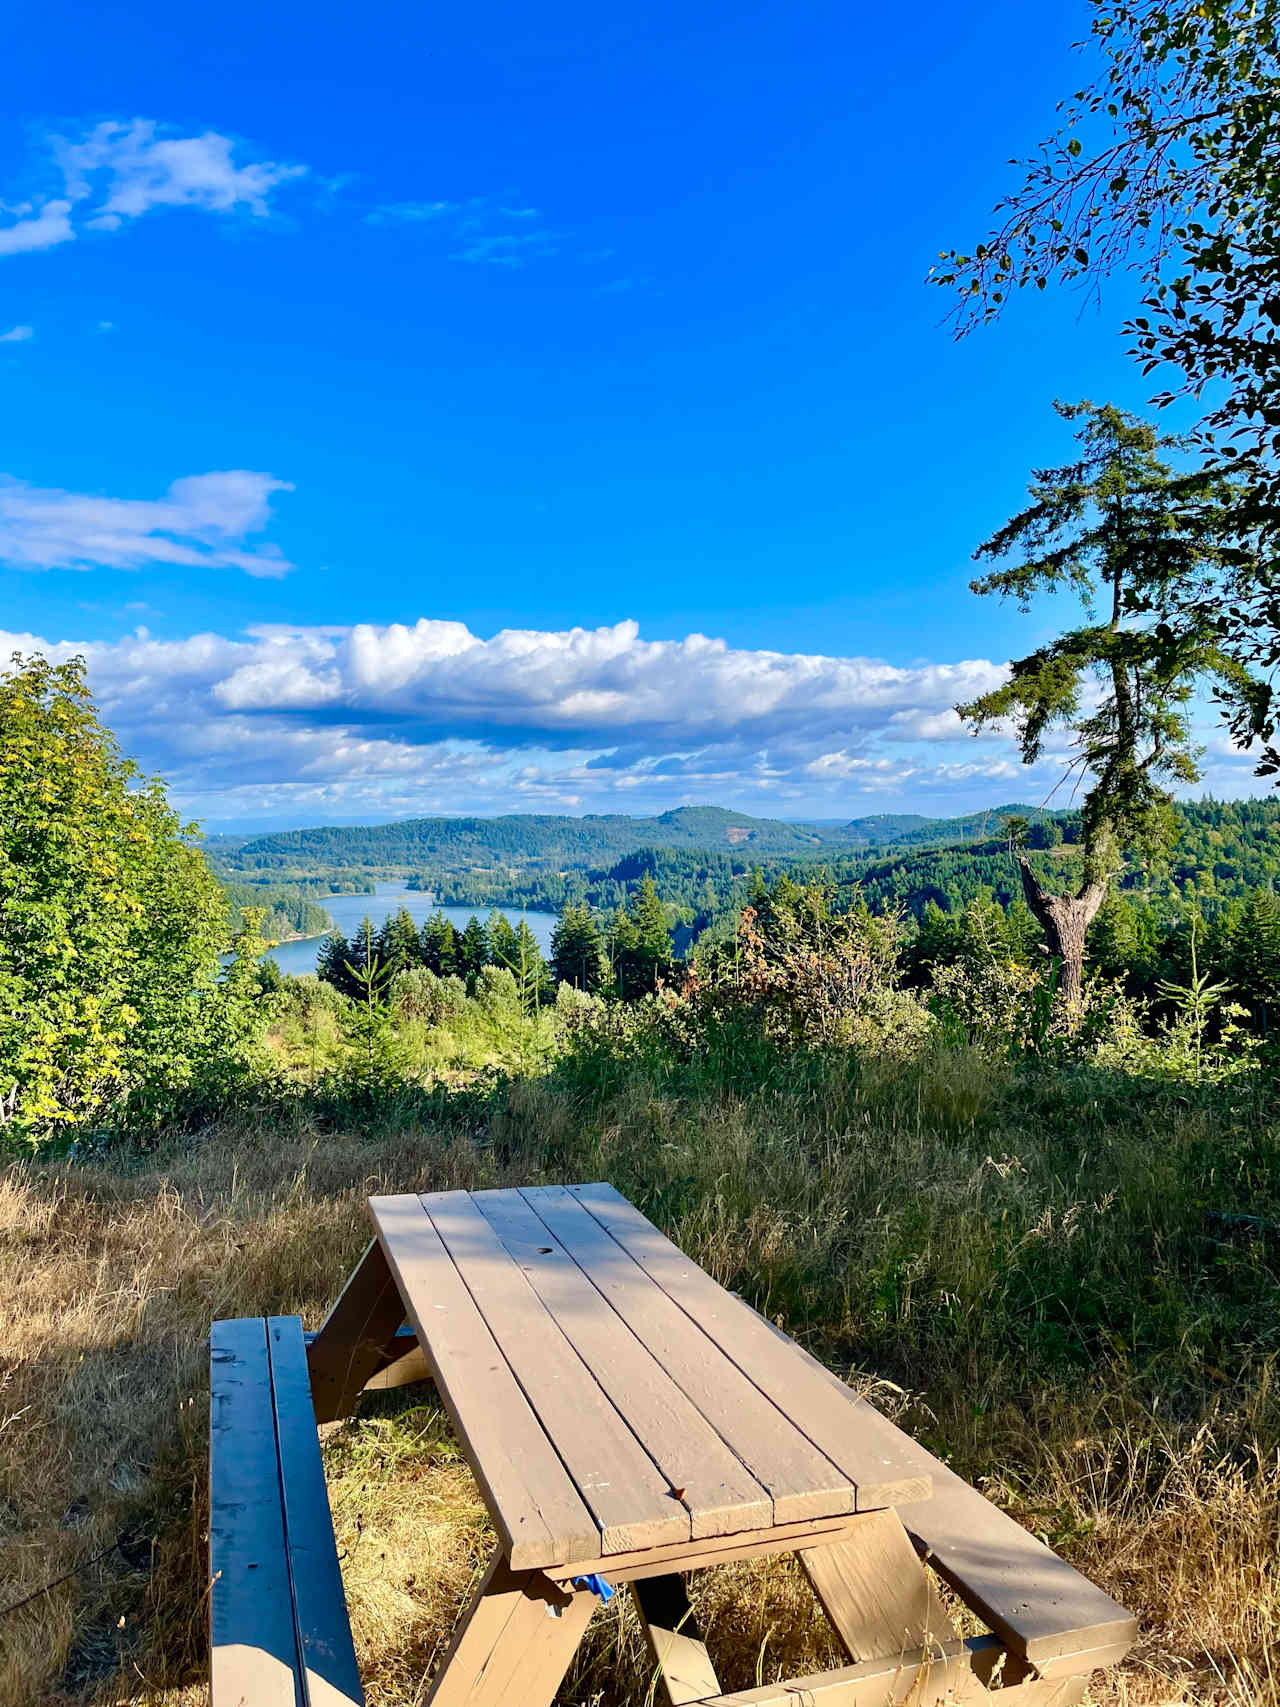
[1017,855,1107,1019]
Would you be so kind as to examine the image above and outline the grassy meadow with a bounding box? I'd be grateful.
[3,997,1278,1707]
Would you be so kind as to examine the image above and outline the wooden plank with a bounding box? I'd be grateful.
[423,1190,691,1554]
[425,1546,597,1707]
[551,1513,871,1582]
[568,1184,931,1512]
[267,1317,365,1707]
[474,1188,772,1539]
[370,1194,600,1570]
[365,1341,431,1392]
[518,1185,856,1525]
[755,1315,1138,1670]
[307,1238,408,1424]
[690,1641,983,1707]
[307,1323,431,1393]
[692,1646,1087,1707]
[632,1575,721,1706]
[209,1318,302,1707]
[800,1510,953,1664]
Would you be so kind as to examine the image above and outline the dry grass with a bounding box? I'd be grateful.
[1,1056,1277,1706]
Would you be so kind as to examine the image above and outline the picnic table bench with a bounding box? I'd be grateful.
[209,1183,1136,1707]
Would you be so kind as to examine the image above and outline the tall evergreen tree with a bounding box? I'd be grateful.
[457,915,490,988]
[375,906,420,975]
[550,902,606,992]
[487,909,520,974]
[1228,889,1280,1033]
[316,930,355,998]
[420,910,458,977]
[958,401,1248,1014]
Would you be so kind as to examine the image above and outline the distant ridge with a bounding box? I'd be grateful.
[210,801,1066,875]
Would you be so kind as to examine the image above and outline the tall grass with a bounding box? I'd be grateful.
[1,1027,1277,1704]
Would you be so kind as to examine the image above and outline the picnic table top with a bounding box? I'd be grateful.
[369,1183,932,1573]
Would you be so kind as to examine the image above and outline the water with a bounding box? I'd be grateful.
[262,882,559,977]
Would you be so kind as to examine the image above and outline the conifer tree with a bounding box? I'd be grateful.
[487,910,519,974]
[421,910,458,977]
[375,906,420,975]
[550,902,606,993]
[317,930,355,999]
[458,915,490,988]
[959,401,1248,1015]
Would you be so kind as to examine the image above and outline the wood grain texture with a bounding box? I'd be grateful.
[370,1193,601,1569]
[773,1329,1137,1668]
[267,1317,365,1707]
[209,1317,302,1707]
[689,1642,982,1707]
[568,1184,931,1513]
[519,1184,856,1524]
[424,1547,597,1707]
[473,1188,772,1538]
[422,1190,690,1554]
[800,1510,953,1664]
[306,1238,408,1424]
[548,1513,874,1583]
[690,1641,1088,1706]
[632,1576,721,1706]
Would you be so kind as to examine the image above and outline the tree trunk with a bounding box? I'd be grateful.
[1017,855,1107,1020]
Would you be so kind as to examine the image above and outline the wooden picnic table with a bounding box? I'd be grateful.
[211,1183,1136,1707]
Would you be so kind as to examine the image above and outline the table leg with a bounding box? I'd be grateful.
[426,1547,598,1707]
[307,1238,411,1423]
[798,1509,954,1663]
[631,1574,720,1705]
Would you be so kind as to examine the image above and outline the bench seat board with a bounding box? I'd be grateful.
[369,1194,602,1569]
[516,1185,858,1524]
[567,1184,931,1512]
[267,1317,365,1707]
[776,1335,1137,1668]
[209,1318,304,1707]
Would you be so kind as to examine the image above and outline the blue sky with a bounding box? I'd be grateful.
[0,0,1264,827]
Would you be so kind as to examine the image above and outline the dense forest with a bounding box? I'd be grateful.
[211,800,1067,880]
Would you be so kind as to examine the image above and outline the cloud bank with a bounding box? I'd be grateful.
[0,616,1017,825]
[2,615,1260,827]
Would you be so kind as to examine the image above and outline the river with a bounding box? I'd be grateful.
[263,882,560,977]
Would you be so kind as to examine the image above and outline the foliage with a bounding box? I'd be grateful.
[218,878,332,942]
[935,0,1280,767]
[550,901,608,992]
[0,653,256,1144]
[958,401,1251,1007]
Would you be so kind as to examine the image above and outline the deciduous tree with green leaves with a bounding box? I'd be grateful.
[0,652,241,1142]
[957,402,1249,1013]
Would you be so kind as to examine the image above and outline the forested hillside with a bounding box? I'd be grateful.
[422,798,1280,945]
[212,800,1067,883]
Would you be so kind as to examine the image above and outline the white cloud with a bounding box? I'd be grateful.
[0,119,306,260]
[0,198,74,255]
[368,195,565,268]
[0,616,1031,823]
[0,324,34,342]
[366,200,455,224]
[55,120,306,220]
[5,615,1257,827]
[0,470,294,576]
